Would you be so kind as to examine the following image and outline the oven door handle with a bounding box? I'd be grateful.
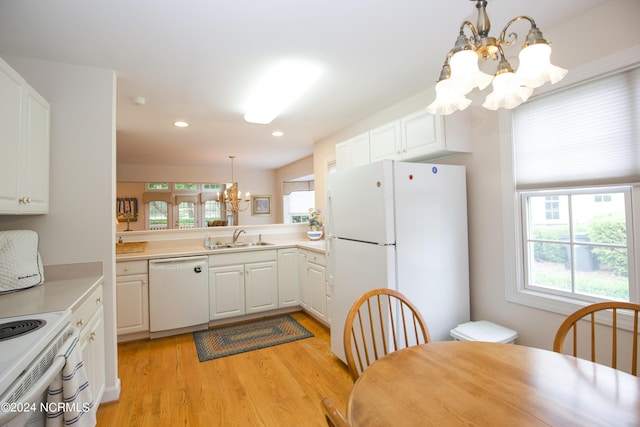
[1,327,80,418]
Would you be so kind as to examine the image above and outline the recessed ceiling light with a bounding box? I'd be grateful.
[173,121,189,128]
[272,131,284,137]
[244,60,322,125]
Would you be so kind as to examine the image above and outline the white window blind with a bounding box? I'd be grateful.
[513,66,640,189]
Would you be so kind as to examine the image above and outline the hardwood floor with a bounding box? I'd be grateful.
[96,312,353,426]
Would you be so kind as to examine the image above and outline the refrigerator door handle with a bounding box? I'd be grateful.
[327,235,335,288]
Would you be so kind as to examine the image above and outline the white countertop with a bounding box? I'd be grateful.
[0,263,103,318]
[116,238,327,261]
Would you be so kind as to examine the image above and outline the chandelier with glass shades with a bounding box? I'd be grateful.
[217,156,250,214]
[427,0,567,115]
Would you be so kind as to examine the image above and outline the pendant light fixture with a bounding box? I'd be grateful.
[427,0,567,115]
[217,156,251,216]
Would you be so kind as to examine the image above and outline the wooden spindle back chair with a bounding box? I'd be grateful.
[321,397,351,427]
[343,288,431,381]
[553,301,640,375]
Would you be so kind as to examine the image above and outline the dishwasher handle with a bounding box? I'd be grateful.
[194,266,202,273]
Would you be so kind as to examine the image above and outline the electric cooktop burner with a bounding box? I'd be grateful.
[0,319,46,342]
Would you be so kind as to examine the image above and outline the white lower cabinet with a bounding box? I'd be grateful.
[72,283,105,415]
[209,264,245,320]
[298,249,328,324]
[245,261,279,313]
[209,250,278,320]
[116,260,149,337]
[277,248,299,308]
[80,305,105,410]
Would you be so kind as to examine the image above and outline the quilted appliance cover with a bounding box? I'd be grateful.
[0,230,45,294]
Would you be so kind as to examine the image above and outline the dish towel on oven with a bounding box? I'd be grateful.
[45,336,95,427]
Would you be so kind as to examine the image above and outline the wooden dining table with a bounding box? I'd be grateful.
[347,341,640,426]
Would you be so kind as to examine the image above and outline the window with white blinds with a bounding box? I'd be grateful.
[513,66,640,189]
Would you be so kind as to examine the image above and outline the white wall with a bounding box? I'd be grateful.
[314,0,640,353]
[0,57,119,400]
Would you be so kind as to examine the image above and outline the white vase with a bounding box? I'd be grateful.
[307,230,323,240]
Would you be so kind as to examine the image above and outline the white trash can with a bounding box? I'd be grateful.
[450,320,518,344]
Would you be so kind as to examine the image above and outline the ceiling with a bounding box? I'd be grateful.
[0,0,607,170]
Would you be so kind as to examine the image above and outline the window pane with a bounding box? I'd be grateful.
[204,200,222,223]
[203,183,224,191]
[147,182,169,190]
[149,201,168,230]
[523,188,631,302]
[574,247,629,300]
[175,183,198,190]
[178,202,195,229]
[529,242,571,291]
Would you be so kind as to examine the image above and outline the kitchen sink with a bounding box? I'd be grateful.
[207,241,273,250]
[234,241,273,247]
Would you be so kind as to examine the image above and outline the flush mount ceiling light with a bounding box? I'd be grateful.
[272,131,284,137]
[427,0,567,115]
[173,121,189,128]
[244,60,322,124]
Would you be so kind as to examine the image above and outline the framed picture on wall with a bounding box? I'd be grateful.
[251,195,271,216]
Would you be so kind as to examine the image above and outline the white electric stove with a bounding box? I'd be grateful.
[0,310,71,398]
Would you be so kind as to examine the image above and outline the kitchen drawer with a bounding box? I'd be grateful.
[72,285,103,331]
[209,249,277,267]
[116,260,148,276]
[301,249,326,267]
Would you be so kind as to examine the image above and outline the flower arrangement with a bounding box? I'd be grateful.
[308,208,323,229]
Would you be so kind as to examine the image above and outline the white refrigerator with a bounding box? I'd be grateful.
[327,160,470,362]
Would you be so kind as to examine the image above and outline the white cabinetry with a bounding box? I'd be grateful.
[116,260,149,339]
[298,249,328,324]
[403,108,471,160]
[277,248,299,308]
[0,57,50,214]
[335,132,370,171]
[209,264,245,320]
[72,283,105,415]
[369,120,402,162]
[341,108,471,169]
[245,260,278,313]
[209,250,278,320]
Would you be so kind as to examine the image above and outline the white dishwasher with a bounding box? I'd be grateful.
[149,256,209,333]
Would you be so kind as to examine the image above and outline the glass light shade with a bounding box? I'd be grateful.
[482,72,534,110]
[427,78,472,115]
[516,44,568,89]
[449,50,493,93]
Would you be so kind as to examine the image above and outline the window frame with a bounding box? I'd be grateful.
[518,186,636,303]
[500,46,640,327]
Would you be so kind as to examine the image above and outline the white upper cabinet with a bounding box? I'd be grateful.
[335,132,370,171]
[340,108,471,169]
[370,120,402,162]
[0,57,50,214]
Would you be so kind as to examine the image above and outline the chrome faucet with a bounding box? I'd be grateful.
[232,228,246,244]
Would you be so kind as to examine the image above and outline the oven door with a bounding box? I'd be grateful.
[0,326,78,427]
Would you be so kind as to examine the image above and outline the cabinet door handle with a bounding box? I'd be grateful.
[96,296,102,303]
[76,319,83,327]
[89,331,96,341]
